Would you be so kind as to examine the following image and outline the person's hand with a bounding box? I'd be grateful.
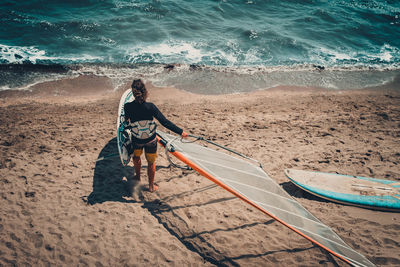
[181,131,189,138]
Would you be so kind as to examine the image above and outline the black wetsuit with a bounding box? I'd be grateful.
[124,100,183,144]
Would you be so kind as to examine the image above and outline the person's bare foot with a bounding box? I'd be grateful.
[149,184,158,192]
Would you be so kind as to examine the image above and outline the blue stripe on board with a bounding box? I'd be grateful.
[289,178,400,210]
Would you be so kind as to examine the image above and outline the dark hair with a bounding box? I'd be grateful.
[131,79,148,103]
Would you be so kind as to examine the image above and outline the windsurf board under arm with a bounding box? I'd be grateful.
[157,131,375,267]
[117,89,134,166]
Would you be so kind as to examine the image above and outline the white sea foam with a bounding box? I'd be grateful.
[0,44,103,64]
[312,45,400,70]
[125,39,397,68]
[125,41,205,64]
[112,0,140,9]
[124,39,268,66]
[318,47,353,63]
[0,44,46,64]
[377,44,398,62]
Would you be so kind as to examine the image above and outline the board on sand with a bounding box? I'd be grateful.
[284,169,400,211]
[117,89,134,166]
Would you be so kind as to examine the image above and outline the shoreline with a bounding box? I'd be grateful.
[1,63,400,95]
[0,76,399,266]
[0,72,399,100]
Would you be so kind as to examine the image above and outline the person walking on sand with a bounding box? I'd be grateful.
[124,79,188,192]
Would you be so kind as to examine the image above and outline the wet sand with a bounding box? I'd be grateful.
[0,75,399,266]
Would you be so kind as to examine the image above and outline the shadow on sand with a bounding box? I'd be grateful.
[85,138,336,265]
[142,197,321,267]
[280,181,330,203]
[86,137,136,205]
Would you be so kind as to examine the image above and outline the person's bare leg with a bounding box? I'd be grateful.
[148,162,158,192]
[133,156,141,181]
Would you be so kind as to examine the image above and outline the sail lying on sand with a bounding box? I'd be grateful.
[157,131,375,267]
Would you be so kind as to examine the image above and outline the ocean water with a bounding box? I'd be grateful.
[1,0,400,93]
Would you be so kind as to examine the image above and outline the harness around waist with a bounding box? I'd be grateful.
[129,120,157,139]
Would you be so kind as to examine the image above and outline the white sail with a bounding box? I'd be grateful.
[158,131,375,267]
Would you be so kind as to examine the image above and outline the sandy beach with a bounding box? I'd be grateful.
[0,76,399,266]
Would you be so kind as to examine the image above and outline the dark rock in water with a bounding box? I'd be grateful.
[313,65,325,71]
[164,64,175,70]
[14,54,23,59]
[189,64,201,70]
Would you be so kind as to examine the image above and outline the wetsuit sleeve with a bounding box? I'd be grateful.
[151,103,183,135]
[123,104,131,123]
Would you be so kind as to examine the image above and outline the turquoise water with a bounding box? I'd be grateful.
[1,0,400,93]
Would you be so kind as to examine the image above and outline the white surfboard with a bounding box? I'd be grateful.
[117,89,134,166]
[285,169,400,211]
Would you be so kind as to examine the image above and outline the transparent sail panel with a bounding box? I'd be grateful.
[159,132,375,267]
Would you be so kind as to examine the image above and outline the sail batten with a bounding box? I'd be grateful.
[214,177,299,204]
[157,131,375,267]
[187,156,272,180]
